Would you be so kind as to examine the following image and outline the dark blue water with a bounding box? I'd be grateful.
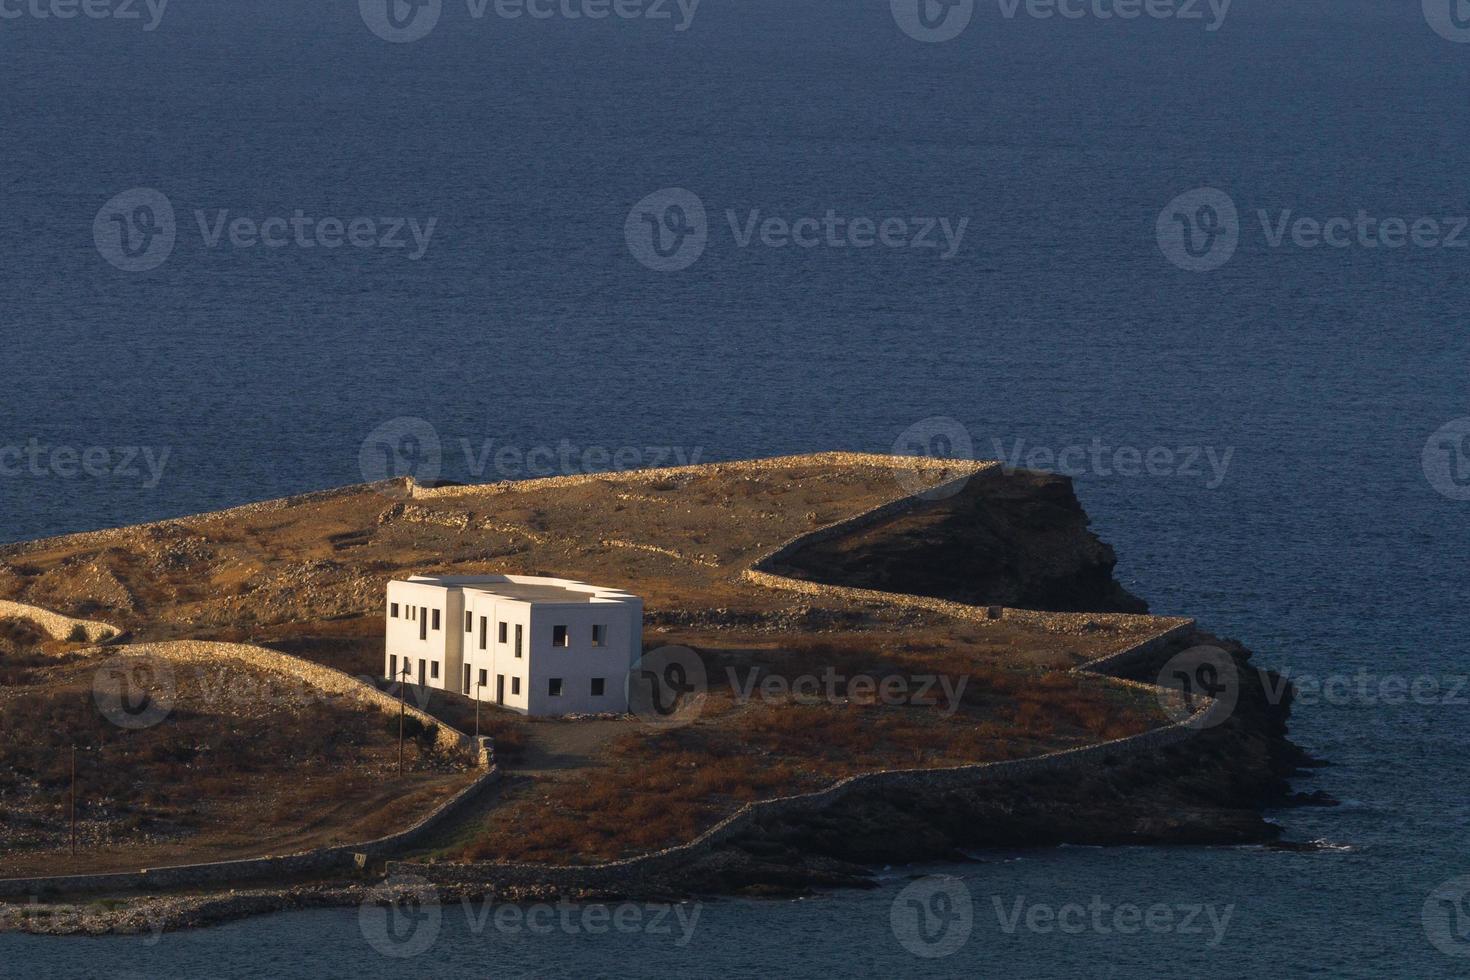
[3,0,1469,975]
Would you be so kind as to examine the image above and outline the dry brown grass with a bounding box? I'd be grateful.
[455,639,1162,865]
[0,658,475,876]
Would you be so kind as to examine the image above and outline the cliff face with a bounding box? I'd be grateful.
[771,468,1148,614]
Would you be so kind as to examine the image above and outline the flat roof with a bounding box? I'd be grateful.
[397,574,636,605]
[465,582,597,604]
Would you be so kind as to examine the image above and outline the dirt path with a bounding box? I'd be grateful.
[516,719,631,775]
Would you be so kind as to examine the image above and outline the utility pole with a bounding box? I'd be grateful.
[474,677,482,740]
[69,744,77,859]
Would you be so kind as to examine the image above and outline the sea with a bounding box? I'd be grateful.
[1,0,1468,975]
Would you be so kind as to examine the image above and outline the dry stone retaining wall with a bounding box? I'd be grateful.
[396,686,1224,894]
[0,632,495,900]
[0,766,501,900]
[0,482,396,560]
[116,640,483,760]
[0,599,119,644]
[410,451,994,500]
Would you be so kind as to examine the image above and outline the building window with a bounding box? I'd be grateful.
[512,676,521,695]
[591,678,605,697]
[431,661,439,679]
[480,616,488,651]
[591,625,606,647]
[553,625,569,647]
[390,603,400,618]
[548,678,563,696]
[389,654,397,680]
[432,609,441,631]
[478,669,488,689]
[498,622,508,643]
[466,611,473,632]
[515,624,523,658]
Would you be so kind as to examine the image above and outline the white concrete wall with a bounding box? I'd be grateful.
[384,580,459,690]
[525,599,641,716]
[463,596,533,713]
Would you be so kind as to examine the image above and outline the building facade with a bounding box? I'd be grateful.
[383,574,643,716]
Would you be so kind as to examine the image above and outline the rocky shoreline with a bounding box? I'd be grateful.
[0,629,1327,939]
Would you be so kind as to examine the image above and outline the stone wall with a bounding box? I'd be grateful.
[397,680,1224,894]
[0,482,397,560]
[0,767,501,900]
[409,451,995,500]
[0,633,495,900]
[115,640,484,761]
[0,599,120,645]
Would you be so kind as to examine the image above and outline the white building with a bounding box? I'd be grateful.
[383,574,643,716]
